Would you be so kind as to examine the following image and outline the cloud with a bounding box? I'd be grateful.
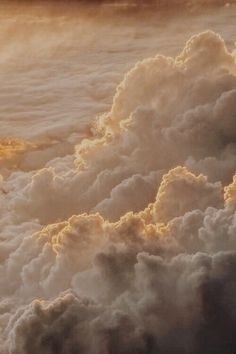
[3,31,235,225]
[3,180,236,353]
[1,165,236,353]
[1,30,236,353]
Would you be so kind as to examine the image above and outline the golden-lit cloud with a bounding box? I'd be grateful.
[0,138,36,160]
[0,4,236,353]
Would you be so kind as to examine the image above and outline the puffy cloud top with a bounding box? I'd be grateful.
[1,30,236,354]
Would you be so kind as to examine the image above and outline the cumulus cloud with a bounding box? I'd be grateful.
[3,30,235,225]
[1,29,236,354]
[2,167,236,354]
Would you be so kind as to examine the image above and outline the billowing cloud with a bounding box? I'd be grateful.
[0,26,236,354]
[3,31,235,226]
[2,167,236,354]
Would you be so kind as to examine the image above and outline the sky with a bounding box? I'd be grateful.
[1,2,236,354]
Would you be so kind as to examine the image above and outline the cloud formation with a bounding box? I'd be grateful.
[3,31,235,225]
[1,30,236,354]
[2,168,236,354]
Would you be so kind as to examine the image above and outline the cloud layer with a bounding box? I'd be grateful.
[3,31,235,224]
[0,28,236,354]
[2,168,236,354]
